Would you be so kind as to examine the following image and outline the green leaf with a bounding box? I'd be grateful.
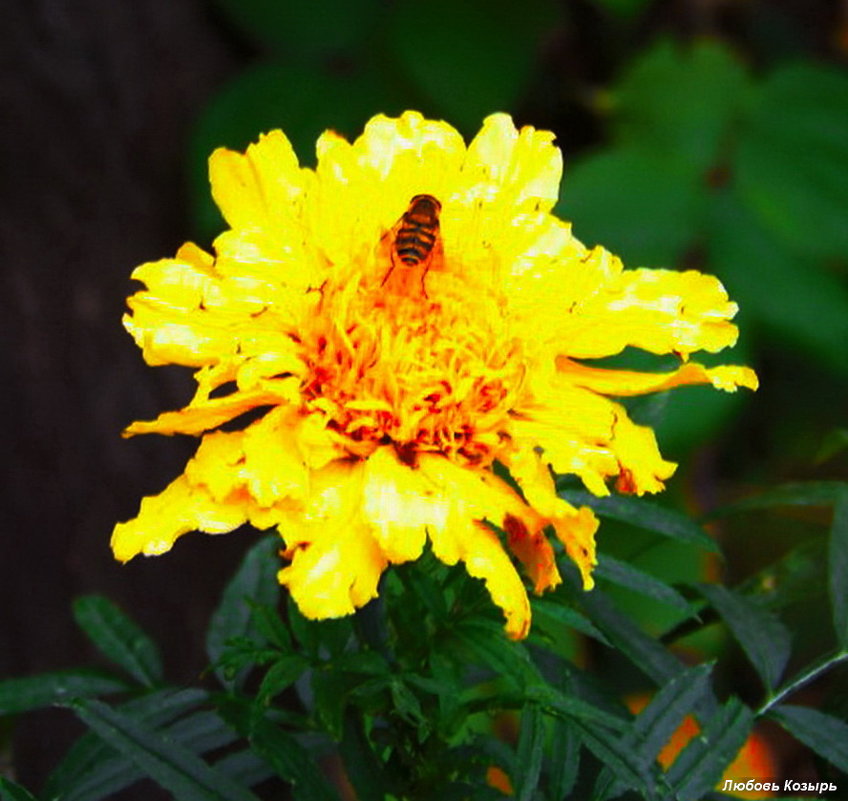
[207,535,280,688]
[231,706,340,801]
[575,584,686,685]
[388,0,559,134]
[596,554,697,614]
[66,698,261,801]
[665,697,753,799]
[708,191,848,377]
[769,704,848,772]
[339,711,392,801]
[594,664,714,800]
[829,488,848,648]
[736,63,848,260]
[213,750,274,787]
[0,778,38,801]
[210,0,382,58]
[73,595,162,687]
[560,489,718,552]
[558,146,702,267]
[592,0,652,19]
[525,684,630,733]
[43,688,209,800]
[546,717,580,800]
[613,39,749,172]
[0,670,128,715]
[698,583,791,693]
[707,481,848,518]
[257,655,309,705]
[531,596,611,648]
[190,61,404,241]
[454,619,543,690]
[575,720,655,798]
[515,703,545,801]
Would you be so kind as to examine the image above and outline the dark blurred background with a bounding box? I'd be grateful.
[4,0,847,794]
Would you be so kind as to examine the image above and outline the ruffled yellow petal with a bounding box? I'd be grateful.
[111,474,246,562]
[556,358,760,396]
[209,130,305,234]
[560,268,741,359]
[277,460,387,618]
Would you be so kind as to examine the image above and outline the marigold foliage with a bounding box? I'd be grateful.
[113,111,757,638]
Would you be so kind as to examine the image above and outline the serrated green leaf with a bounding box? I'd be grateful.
[0,778,37,801]
[576,720,656,799]
[601,663,715,800]
[769,704,848,772]
[698,583,791,693]
[525,683,630,733]
[708,191,848,377]
[558,146,702,267]
[257,655,309,705]
[210,0,382,57]
[207,535,280,688]
[736,63,848,260]
[613,39,749,171]
[43,688,209,800]
[389,0,559,134]
[596,554,697,614]
[0,670,128,715]
[65,698,261,801]
[73,595,162,687]
[707,481,848,518]
[515,703,545,801]
[829,489,848,648]
[560,489,717,552]
[665,697,753,799]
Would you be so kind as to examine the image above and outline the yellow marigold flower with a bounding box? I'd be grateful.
[112,111,757,639]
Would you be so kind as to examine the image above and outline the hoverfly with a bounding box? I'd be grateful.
[381,194,443,294]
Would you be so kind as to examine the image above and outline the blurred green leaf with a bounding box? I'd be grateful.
[697,583,791,693]
[210,0,382,58]
[72,595,162,687]
[0,778,37,801]
[816,428,848,464]
[560,489,718,552]
[596,554,698,614]
[736,63,848,260]
[665,696,753,799]
[613,39,750,172]
[591,0,652,19]
[708,481,848,517]
[546,717,580,800]
[515,703,545,800]
[389,0,559,134]
[709,190,848,377]
[339,711,393,801]
[67,698,261,801]
[207,535,280,688]
[0,670,128,715]
[559,146,702,266]
[829,488,848,648]
[190,61,404,240]
[769,704,848,772]
[213,750,275,788]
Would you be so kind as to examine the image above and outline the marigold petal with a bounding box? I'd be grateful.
[111,474,246,562]
[360,447,432,563]
[611,411,677,495]
[462,520,531,640]
[209,130,305,234]
[561,268,741,359]
[557,358,760,395]
[123,389,290,437]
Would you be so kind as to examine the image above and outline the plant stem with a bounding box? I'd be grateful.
[758,649,848,715]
